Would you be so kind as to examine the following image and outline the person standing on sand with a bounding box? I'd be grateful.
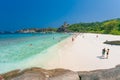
[96,35,98,38]
[106,49,110,59]
[0,75,3,80]
[102,48,106,57]
[72,37,74,42]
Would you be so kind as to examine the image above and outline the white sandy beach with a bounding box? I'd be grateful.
[43,33,120,71]
[1,33,120,74]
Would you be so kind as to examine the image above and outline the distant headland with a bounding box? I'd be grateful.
[0,22,69,34]
[1,18,120,35]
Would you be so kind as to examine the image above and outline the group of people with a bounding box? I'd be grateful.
[102,48,110,59]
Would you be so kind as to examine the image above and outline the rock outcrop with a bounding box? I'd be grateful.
[57,22,70,32]
[1,65,120,80]
[1,68,79,80]
[16,28,57,33]
[78,65,120,80]
[104,40,120,45]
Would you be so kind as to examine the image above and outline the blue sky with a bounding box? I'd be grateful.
[0,0,120,31]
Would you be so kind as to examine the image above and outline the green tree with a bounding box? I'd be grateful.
[103,20,118,34]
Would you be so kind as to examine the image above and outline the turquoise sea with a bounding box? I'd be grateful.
[0,33,70,73]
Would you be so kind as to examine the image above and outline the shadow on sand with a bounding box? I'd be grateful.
[97,56,106,59]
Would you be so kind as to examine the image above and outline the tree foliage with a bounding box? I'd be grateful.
[67,18,120,35]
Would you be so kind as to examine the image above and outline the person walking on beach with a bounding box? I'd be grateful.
[106,49,110,59]
[102,48,106,57]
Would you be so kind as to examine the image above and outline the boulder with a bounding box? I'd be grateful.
[78,65,120,80]
[1,68,79,80]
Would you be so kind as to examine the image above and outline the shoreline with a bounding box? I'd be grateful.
[1,33,120,74]
[0,34,72,74]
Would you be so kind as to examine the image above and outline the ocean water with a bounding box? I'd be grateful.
[0,33,70,73]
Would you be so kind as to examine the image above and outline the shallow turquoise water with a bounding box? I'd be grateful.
[0,33,70,73]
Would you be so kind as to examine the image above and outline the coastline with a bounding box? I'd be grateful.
[1,33,120,73]
[0,33,72,74]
